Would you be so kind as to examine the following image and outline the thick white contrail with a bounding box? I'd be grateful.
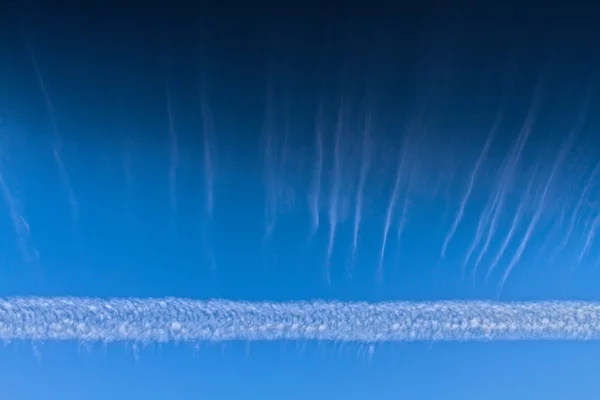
[1,297,600,343]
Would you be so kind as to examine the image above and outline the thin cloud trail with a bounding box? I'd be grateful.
[396,193,411,244]
[261,86,294,246]
[199,98,217,271]
[160,50,180,227]
[278,100,291,192]
[578,211,600,265]
[0,136,37,261]
[472,120,531,272]
[391,172,416,274]
[325,98,346,284]
[0,169,38,263]
[122,138,135,227]
[25,39,79,228]
[455,60,515,271]
[377,133,411,282]
[350,111,372,266]
[499,103,582,289]
[548,99,596,266]
[465,73,542,273]
[307,104,324,240]
[164,82,179,226]
[440,113,499,260]
[550,162,600,264]
[484,160,541,282]
[262,84,278,244]
[200,98,215,221]
[463,189,498,275]
[2,297,600,343]
[470,89,541,276]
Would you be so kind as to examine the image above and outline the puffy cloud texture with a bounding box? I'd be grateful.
[0,297,598,343]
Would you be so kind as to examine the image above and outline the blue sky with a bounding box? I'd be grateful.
[1,2,600,399]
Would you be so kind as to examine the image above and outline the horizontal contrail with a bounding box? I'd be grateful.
[0,297,598,343]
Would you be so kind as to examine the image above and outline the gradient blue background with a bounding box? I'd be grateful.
[1,1,600,398]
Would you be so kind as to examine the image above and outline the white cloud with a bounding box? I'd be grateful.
[0,297,598,343]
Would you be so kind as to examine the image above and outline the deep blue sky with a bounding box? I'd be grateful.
[1,1,600,398]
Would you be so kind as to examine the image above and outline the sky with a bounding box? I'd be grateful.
[1,1,600,399]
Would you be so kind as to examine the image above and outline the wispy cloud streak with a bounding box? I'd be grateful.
[1,297,599,343]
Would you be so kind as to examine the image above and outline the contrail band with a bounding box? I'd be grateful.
[0,297,598,343]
